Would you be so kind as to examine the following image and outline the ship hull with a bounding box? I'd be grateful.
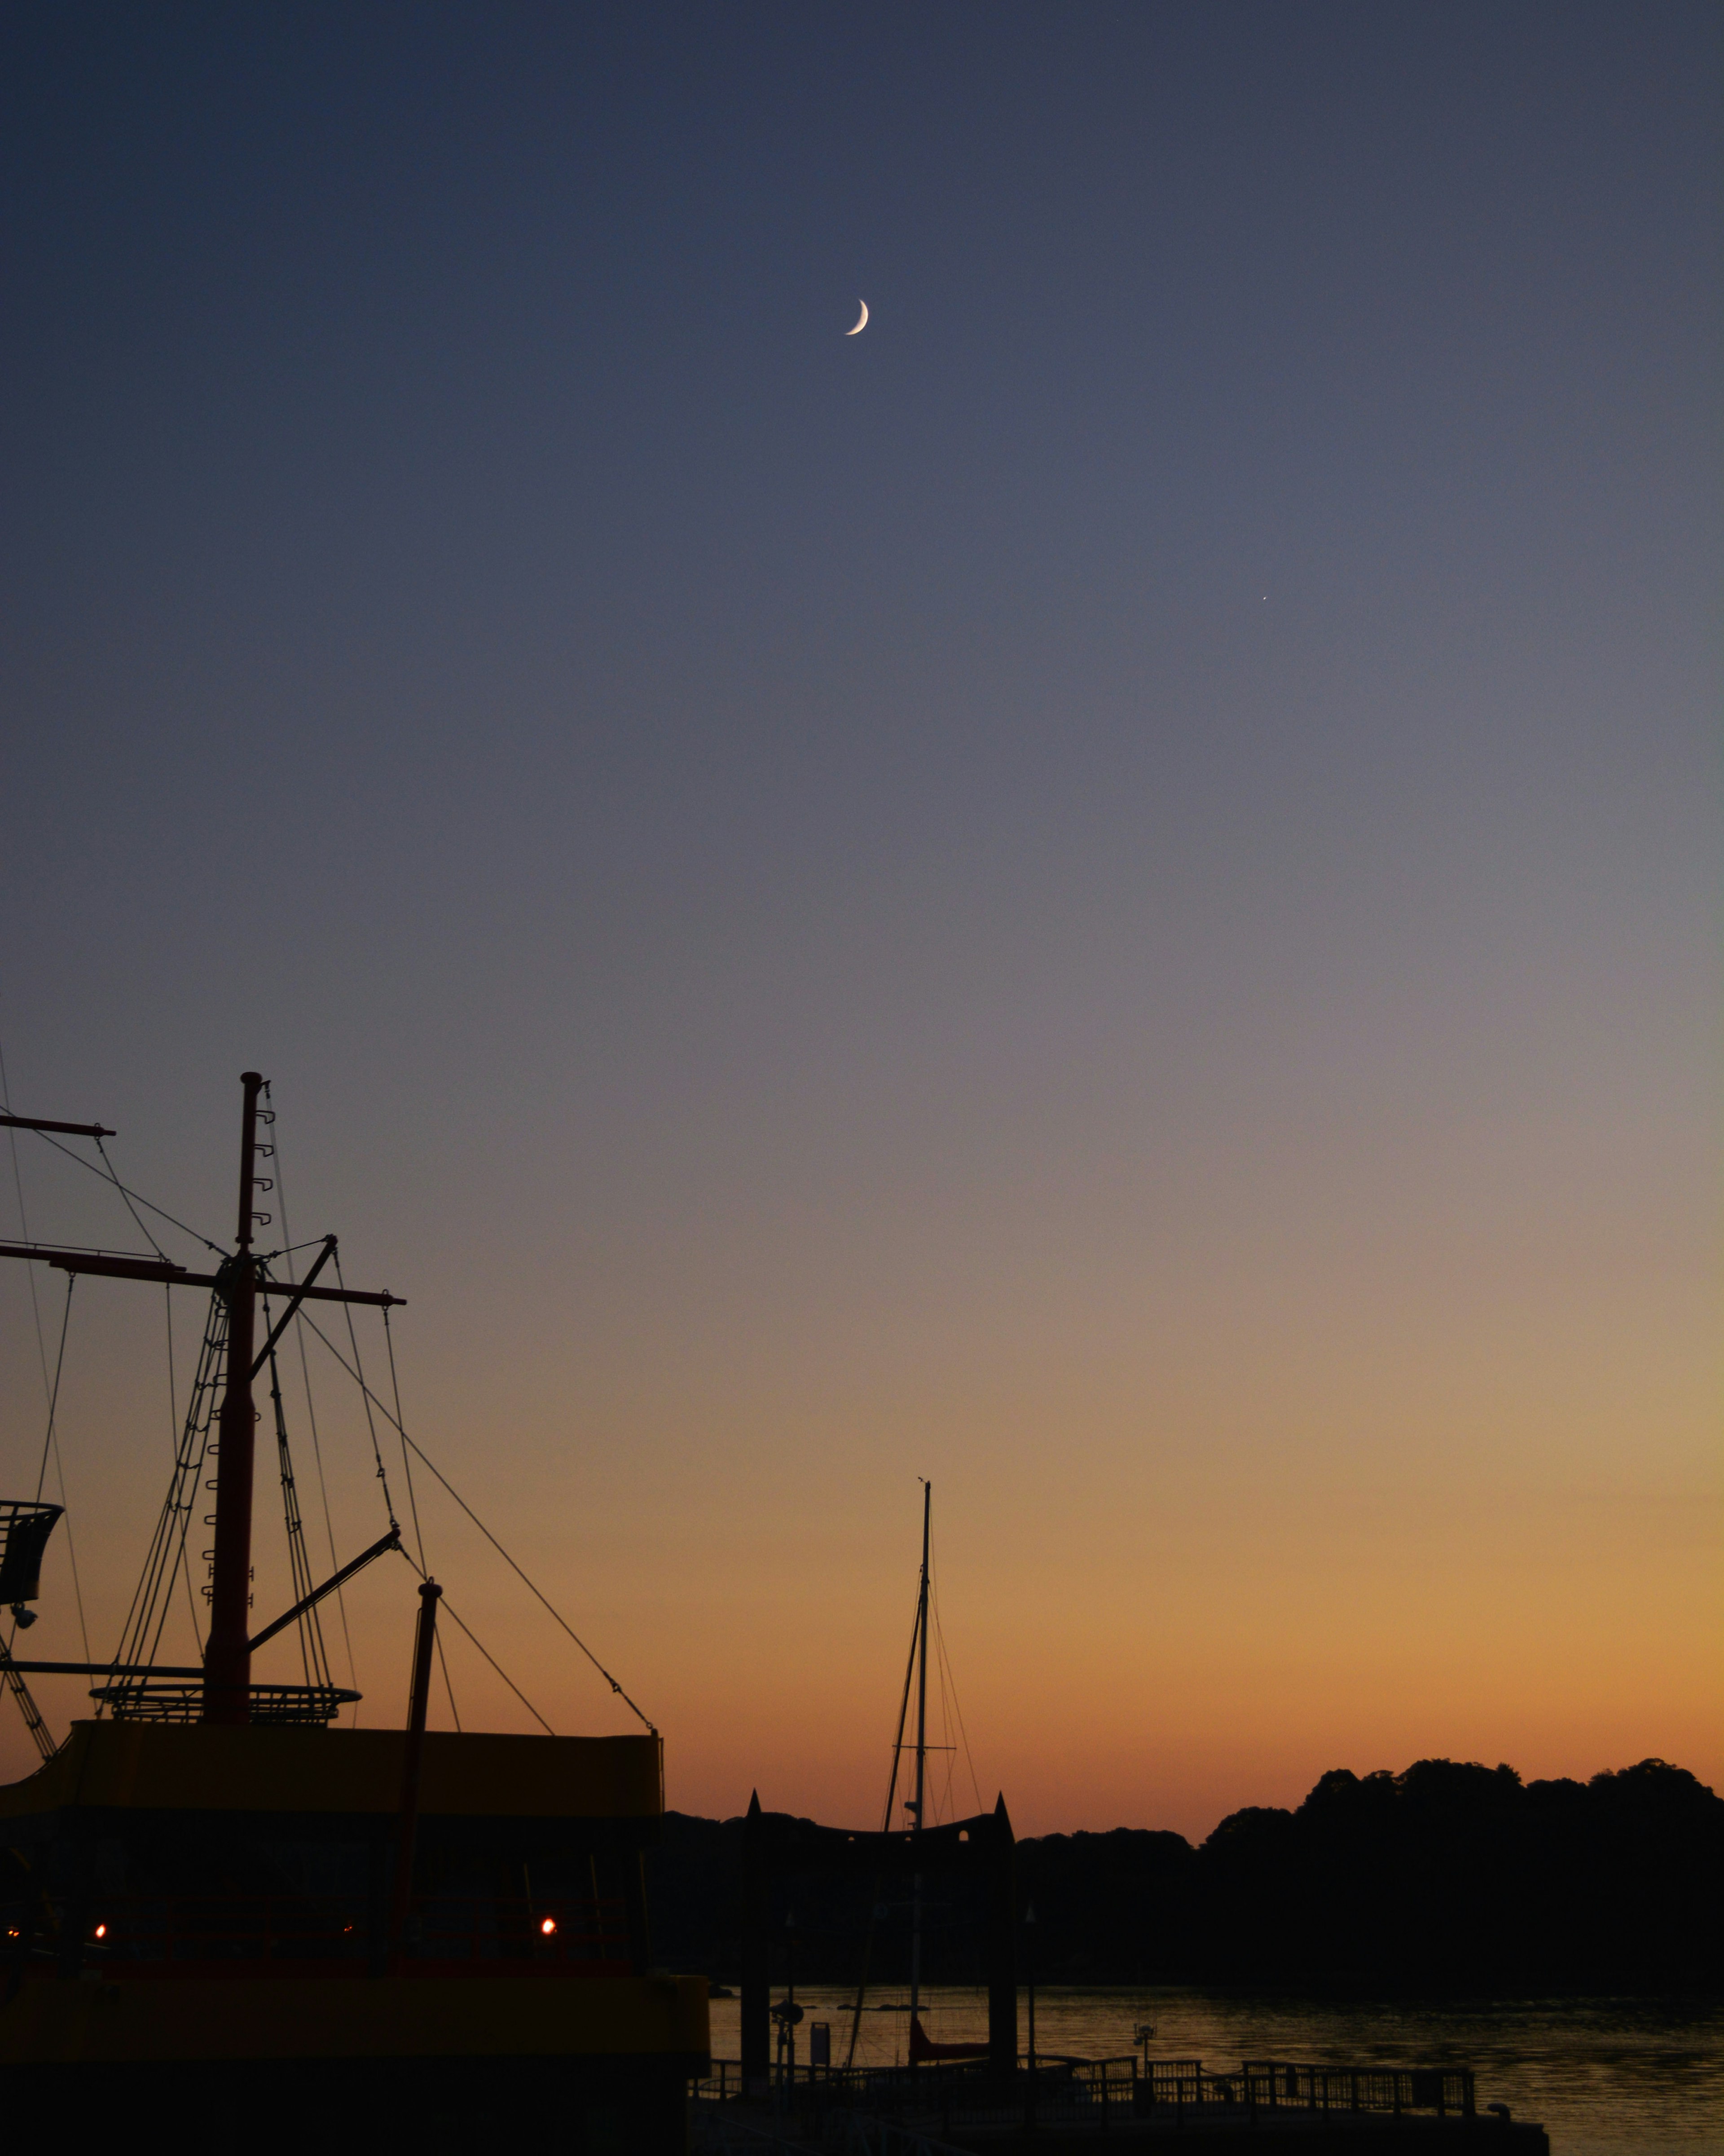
[0,1722,708,2150]
[3,1973,707,2152]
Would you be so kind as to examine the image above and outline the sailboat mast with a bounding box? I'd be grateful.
[203,1071,266,1725]
[908,1477,931,2048]
[842,1554,925,2072]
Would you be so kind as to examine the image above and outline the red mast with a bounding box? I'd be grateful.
[203,1071,267,1725]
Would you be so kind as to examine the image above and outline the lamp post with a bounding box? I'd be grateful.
[786,1909,797,2088]
[1024,1901,1037,2125]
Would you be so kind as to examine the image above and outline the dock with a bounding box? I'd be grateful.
[690,2055,1551,2154]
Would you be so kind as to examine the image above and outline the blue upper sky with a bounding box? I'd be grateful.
[0,4,1715,1821]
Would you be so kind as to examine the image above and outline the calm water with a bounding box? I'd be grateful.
[706,1985,1724,2155]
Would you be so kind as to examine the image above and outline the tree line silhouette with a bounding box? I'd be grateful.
[649,1758,1721,1994]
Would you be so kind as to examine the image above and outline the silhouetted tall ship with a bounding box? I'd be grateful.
[0,1074,706,2149]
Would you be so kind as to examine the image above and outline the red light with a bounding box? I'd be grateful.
[540,1917,557,1936]
[93,1923,107,1940]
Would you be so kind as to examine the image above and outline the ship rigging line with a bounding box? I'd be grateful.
[292,1306,657,1734]
[265,1107,361,1715]
[289,1313,356,1709]
[369,1284,426,1571]
[30,1275,92,1665]
[380,1301,459,1729]
[323,1255,465,1725]
[337,1262,392,1519]
[259,1089,456,1731]
[0,1038,53,1402]
[13,1103,226,1667]
[93,1134,168,1261]
[844,1593,925,2068]
[930,1546,983,1821]
[393,1547,550,1736]
[10,1120,224,1255]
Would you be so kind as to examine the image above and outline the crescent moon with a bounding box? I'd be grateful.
[845,300,869,336]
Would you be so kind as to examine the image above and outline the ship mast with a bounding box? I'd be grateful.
[0,1071,403,1730]
[908,1477,931,2049]
[202,1071,265,1725]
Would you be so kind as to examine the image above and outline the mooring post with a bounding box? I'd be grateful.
[987,1791,1018,2078]
[741,1792,770,2094]
[1024,1899,1038,2125]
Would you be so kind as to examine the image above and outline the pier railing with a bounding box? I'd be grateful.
[1238,2059,1475,2117]
[691,2051,1477,2129]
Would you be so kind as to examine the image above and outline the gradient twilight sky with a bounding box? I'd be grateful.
[0,4,1716,1837]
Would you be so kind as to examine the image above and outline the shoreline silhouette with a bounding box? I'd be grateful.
[652,1756,1722,1996]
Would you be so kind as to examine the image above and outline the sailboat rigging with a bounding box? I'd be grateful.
[909,1478,930,2046]
[842,1479,988,2069]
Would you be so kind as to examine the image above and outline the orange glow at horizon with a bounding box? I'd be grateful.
[1,1137,1712,1847]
